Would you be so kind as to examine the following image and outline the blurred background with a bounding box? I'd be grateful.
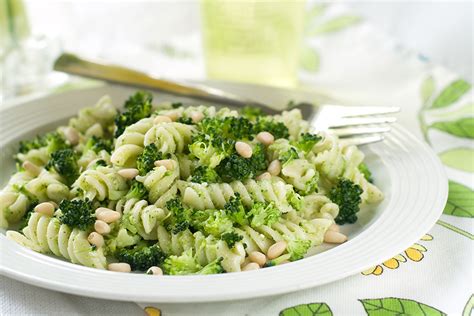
[1,0,472,101]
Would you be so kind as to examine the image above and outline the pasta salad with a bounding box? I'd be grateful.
[1,92,383,275]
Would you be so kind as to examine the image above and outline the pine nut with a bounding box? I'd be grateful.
[147,266,163,275]
[324,231,348,244]
[328,223,340,232]
[256,131,275,146]
[97,210,121,223]
[34,202,55,216]
[249,251,267,266]
[191,112,204,123]
[22,161,41,176]
[267,160,281,176]
[117,168,139,179]
[153,115,172,124]
[242,262,260,271]
[64,127,80,145]
[256,172,271,181]
[94,220,111,235]
[235,141,252,158]
[108,263,131,273]
[87,232,104,248]
[267,241,287,260]
[154,159,175,170]
[95,207,112,217]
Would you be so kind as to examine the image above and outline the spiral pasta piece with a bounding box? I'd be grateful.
[69,95,117,135]
[25,170,70,203]
[235,215,332,256]
[0,171,34,227]
[116,198,168,240]
[16,147,50,167]
[155,228,245,272]
[143,122,194,154]
[7,213,107,269]
[299,193,339,220]
[136,159,180,203]
[274,109,309,140]
[178,177,297,213]
[281,159,319,195]
[72,166,128,201]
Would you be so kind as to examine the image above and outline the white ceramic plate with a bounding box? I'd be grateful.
[0,83,448,303]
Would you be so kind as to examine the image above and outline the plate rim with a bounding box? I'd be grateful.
[0,83,448,302]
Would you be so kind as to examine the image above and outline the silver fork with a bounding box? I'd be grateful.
[54,53,399,145]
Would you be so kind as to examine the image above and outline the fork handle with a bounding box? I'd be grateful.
[53,53,278,114]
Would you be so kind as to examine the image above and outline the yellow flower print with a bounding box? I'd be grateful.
[144,307,161,316]
[361,234,433,276]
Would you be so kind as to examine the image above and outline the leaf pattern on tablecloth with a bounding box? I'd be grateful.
[439,148,474,172]
[443,181,474,218]
[359,298,446,316]
[429,79,471,109]
[430,118,474,139]
[361,235,433,276]
[280,302,333,316]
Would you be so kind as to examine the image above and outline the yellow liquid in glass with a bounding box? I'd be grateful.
[201,0,305,88]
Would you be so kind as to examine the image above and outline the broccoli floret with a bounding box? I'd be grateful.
[221,232,243,248]
[224,193,248,226]
[136,144,165,176]
[125,180,148,200]
[358,163,374,183]
[191,165,220,183]
[163,249,201,275]
[215,153,252,182]
[286,238,311,261]
[46,149,79,185]
[18,200,39,230]
[241,106,263,121]
[58,199,95,230]
[264,253,291,267]
[216,144,268,182]
[287,190,303,211]
[294,133,321,153]
[166,198,192,234]
[279,147,299,166]
[330,178,363,225]
[116,243,167,271]
[171,102,183,109]
[94,159,108,167]
[250,143,267,172]
[19,131,69,154]
[253,118,289,139]
[177,116,193,125]
[114,91,153,137]
[248,202,281,228]
[85,136,113,153]
[196,257,224,275]
[201,210,233,237]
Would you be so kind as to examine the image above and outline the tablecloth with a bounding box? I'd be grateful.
[1,3,472,315]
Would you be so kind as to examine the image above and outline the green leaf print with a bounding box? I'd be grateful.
[308,15,362,35]
[359,298,446,316]
[462,294,474,316]
[305,4,327,24]
[280,303,333,316]
[439,148,474,172]
[430,79,471,109]
[300,46,320,72]
[443,181,474,217]
[430,118,474,139]
[430,103,474,120]
[420,76,436,105]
